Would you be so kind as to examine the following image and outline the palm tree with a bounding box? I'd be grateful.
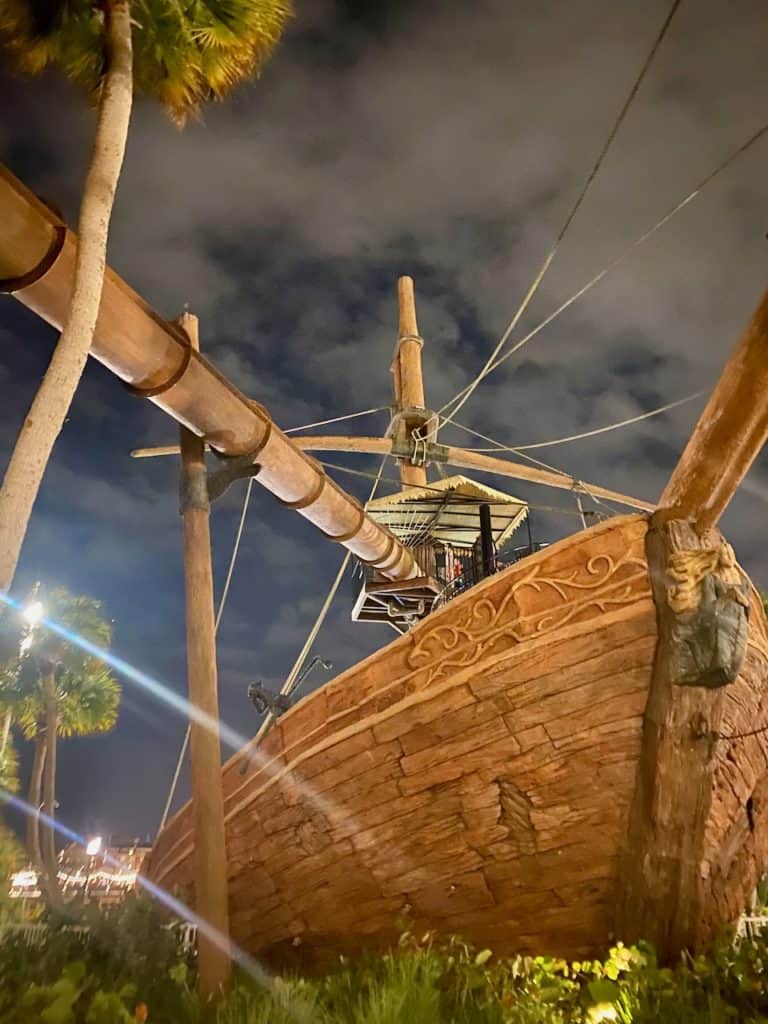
[0,604,26,792]
[12,588,120,899]
[0,0,292,592]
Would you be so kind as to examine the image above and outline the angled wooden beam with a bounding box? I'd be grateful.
[443,446,655,511]
[285,436,653,510]
[0,163,419,582]
[131,434,654,511]
[658,284,768,529]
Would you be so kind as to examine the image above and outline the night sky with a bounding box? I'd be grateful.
[2,0,768,842]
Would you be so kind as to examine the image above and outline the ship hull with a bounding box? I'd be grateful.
[146,513,768,965]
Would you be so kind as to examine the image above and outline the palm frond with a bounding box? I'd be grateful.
[0,0,292,119]
[57,661,120,737]
[4,586,120,740]
[0,734,20,795]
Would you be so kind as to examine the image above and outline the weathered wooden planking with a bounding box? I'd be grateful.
[143,515,650,961]
[146,515,653,959]
[145,513,768,964]
[150,515,650,870]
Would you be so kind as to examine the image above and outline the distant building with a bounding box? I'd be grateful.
[9,838,150,914]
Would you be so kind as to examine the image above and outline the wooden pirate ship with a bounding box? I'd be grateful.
[2,161,768,967]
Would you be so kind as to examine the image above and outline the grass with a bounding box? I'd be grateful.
[1,898,768,1022]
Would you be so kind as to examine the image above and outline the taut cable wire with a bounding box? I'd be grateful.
[431,0,684,437]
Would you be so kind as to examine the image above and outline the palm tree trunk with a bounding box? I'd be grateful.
[41,671,59,901]
[0,708,11,769]
[0,0,134,592]
[26,733,46,870]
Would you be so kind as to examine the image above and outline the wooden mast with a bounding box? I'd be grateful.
[618,283,768,959]
[178,313,231,998]
[391,276,429,488]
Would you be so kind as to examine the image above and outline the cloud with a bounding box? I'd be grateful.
[3,0,768,836]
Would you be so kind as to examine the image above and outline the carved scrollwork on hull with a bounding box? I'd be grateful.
[408,541,650,686]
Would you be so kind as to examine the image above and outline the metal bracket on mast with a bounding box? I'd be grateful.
[178,453,261,513]
[207,455,262,503]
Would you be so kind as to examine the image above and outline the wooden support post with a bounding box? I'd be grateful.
[392,276,428,488]
[178,313,231,999]
[616,517,750,958]
[617,290,767,958]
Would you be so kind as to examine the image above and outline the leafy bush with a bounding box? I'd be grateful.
[0,895,195,1022]
[3,908,768,1022]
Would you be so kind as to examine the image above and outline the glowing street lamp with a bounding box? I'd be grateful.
[21,601,45,628]
[84,836,103,904]
[86,836,103,857]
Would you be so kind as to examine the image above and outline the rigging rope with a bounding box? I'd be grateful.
[158,475,255,833]
[238,456,389,772]
[447,418,572,476]
[459,391,705,452]
[285,406,388,434]
[430,0,683,437]
[446,420,625,516]
[436,118,768,418]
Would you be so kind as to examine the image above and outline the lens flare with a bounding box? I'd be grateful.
[21,600,44,626]
[86,836,103,857]
[0,592,250,755]
[0,591,405,905]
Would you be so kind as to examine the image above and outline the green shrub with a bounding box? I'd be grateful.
[3,909,768,1022]
[0,895,196,1022]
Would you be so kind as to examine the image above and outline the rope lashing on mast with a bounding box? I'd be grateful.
[429,119,768,429]
[158,475,255,833]
[425,0,684,439]
[459,391,705,452]
[237,456,389,777]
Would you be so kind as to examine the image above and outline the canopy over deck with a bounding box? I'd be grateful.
[366,475,528,549]
[352,476,530,633]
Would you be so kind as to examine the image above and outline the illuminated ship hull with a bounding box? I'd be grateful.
[145,513,768,966]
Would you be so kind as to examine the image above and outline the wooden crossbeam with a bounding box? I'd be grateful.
[130,434,653,511]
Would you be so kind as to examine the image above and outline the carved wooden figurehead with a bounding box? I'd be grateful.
[658,520,750,688]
